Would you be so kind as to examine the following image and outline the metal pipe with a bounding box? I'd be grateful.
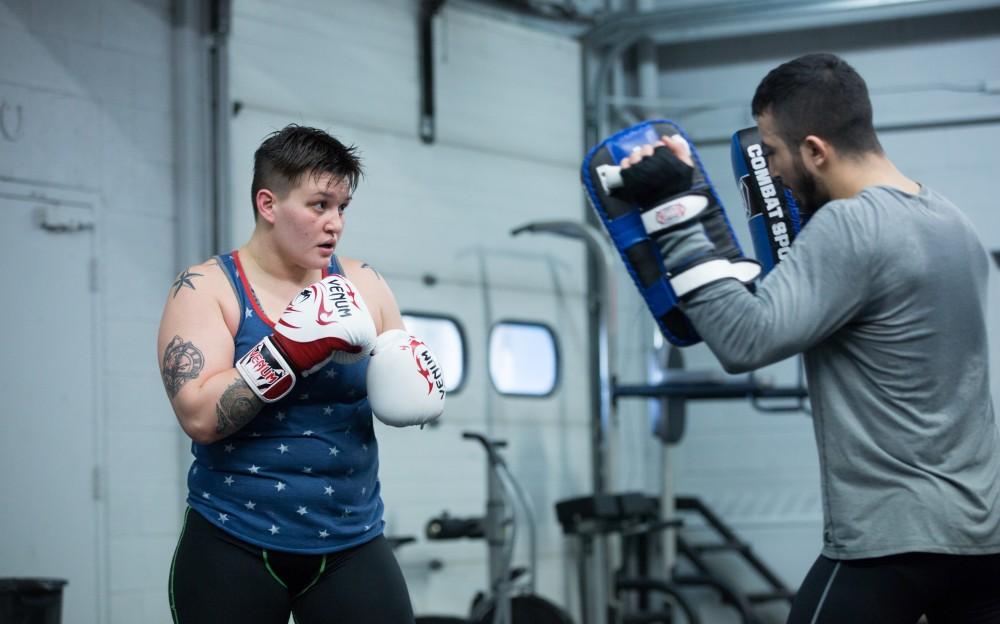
[510,220,615,624]
[615,381,808,401]
[511,221,617,495]
[583,0,1000,48]
[419,0,447,144]
[582,0,1000,152]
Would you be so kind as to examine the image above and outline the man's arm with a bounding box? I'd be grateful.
[157,261,263,444]
[679,203,873,372]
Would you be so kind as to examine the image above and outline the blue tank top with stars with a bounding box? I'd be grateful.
[186,251,384,554]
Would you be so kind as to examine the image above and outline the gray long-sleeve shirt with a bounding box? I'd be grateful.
[680,184,1000,559]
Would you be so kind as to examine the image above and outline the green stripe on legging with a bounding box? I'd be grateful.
[168,508,192,624]
[293,554,327,600]
[263,550,289,589]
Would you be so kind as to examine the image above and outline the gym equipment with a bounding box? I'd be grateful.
[512,219,807,624]
[730,126,809,276]
[422,432,573,624]
[581,119,753,347]
[556,492,699,624]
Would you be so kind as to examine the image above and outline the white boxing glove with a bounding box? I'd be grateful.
[366,329,446,427]
[236,274,376,403]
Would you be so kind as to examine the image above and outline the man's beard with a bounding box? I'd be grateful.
[787,154,830,213]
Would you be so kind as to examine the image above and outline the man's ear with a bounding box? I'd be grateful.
[800,135,831,170]
[255,189,278,224]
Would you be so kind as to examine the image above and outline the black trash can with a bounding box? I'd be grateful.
[0,578,67,624]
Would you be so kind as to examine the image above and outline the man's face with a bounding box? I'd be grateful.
[756,112,829,213]
[270,171,352,269]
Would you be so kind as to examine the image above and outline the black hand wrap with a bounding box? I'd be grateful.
[613,146,695,206]
[608,143,760,300]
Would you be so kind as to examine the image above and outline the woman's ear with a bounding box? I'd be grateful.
[255,189,278,224]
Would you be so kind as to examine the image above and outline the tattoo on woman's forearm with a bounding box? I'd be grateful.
[161,336,205,398]
[215,378,262,435]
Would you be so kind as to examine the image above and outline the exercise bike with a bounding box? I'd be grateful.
[418,432,573,624]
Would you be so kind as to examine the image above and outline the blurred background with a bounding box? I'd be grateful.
[1,1,998,622]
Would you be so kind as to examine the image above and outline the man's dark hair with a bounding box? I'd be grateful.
[752,53,882,156]
[250,125,363,218]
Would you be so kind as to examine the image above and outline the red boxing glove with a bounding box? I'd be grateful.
[236,274,377,402]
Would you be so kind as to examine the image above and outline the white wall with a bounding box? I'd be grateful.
[0,1,180,623]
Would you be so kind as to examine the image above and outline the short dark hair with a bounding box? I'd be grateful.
[751,53,882,156]
[250,125,363,218]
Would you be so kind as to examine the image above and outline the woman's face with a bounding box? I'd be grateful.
[270,171,352,270]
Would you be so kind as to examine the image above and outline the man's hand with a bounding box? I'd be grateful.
[620,134,694,168]
[612,133,760,298]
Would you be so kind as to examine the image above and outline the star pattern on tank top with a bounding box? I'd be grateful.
[191,257,382,550]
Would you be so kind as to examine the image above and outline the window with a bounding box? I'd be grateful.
[401,313,465,393]
[488,321,559,396]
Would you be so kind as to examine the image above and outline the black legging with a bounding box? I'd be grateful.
[788,551,1000,624]
[169,508,415,624]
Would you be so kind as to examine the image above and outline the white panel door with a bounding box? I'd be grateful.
[0,182,101,624]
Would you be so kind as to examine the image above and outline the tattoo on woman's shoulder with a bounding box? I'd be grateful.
[161,336,205,398]
[215,378,262,435]
[361,262,382,280]
[171,269,204,298]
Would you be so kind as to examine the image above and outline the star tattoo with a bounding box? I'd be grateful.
[171,269,203,298]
